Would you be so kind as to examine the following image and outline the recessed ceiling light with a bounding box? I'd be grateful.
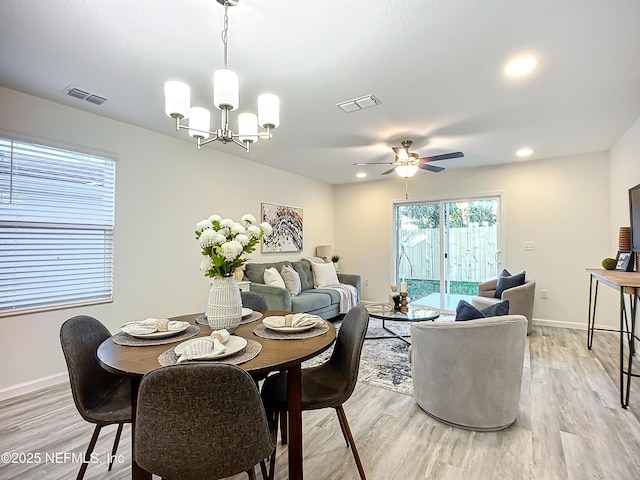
[505,56,537,77]
[516,147,534,157]
[356,172,367,178]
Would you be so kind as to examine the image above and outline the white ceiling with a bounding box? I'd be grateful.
[1,0,639,185]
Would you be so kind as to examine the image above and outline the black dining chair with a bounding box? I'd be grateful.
[135,363,276,480]
[261,304,370,480]
[59,315,132,480]
[241,290,269,310]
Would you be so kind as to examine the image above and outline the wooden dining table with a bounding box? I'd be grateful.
[97,311,336,480]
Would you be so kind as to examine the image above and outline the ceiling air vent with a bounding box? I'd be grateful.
[62,85,108,106]
[337,94,381,113]
[86,95,107,105]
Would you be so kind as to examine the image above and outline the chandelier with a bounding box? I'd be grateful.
[163,0,279,153]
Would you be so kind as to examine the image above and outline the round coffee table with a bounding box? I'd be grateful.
[364,302,440,344]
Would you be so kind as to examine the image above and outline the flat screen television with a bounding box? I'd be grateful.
[630,183,640,253]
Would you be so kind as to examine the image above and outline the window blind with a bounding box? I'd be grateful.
[0,137,115,316]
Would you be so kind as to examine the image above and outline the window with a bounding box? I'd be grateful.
[0,137,115,316]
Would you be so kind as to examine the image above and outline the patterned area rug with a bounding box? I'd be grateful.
[303,315,454,396]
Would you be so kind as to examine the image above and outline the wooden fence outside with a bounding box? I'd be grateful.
[398,226,498,282]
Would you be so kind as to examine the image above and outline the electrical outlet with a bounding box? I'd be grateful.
[365,278,369,286]
[524,241,535,251]
[541,289,548,299]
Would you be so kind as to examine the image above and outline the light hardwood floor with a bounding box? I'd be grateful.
[2,326,640,480]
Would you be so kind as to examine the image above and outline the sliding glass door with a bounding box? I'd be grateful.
[395,196,502,312]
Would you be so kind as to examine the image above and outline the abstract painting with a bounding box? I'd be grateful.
[260,203,303,253]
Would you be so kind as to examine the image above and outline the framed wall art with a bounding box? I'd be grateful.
[260,203,303,253]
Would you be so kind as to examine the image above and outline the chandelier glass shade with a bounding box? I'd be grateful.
[163,0,279,152]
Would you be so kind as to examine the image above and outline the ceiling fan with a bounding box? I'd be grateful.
[354,140,464,178]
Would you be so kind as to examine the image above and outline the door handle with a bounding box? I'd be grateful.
[495,251,502,264]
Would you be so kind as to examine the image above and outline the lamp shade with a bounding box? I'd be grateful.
[395,165,419,178]
[238,113,259,143]
[164,81,190,118]
[188,107,210,139]
[213,69,239,110]
[258,93,280,129]
[316,245,333,260]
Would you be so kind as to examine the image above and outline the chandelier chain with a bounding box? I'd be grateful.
[221,1,229,68]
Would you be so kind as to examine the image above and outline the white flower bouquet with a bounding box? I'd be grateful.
[195,213,272,278]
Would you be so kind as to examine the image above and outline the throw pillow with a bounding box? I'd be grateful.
[264,267,286,289]
[280,264,302,296]
[311,261,339,288]
[455,299,510,321]
[494,269,526,298]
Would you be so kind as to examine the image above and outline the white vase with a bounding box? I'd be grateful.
[206,276,242,332]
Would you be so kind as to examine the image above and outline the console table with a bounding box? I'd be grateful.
[586,268,640,408]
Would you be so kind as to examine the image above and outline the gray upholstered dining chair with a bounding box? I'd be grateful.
[241,290,269,310]
[260,304,370,480]
[134,363,276,480]
[59,315,132,480]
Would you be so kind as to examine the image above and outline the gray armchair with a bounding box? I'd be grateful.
[472,277,536,334]
[410,315,527,431]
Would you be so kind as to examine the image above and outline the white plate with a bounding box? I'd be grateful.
[126,323,190,339]
[262,317,319,333]
[174,335,248,360]
[242,308,253,317]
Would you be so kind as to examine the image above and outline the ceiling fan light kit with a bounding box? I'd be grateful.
[163,0,279,152]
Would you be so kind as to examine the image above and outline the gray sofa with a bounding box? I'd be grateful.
[243,260,360,320]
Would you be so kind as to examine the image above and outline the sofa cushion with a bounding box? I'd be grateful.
[292,261,314,291]
[291,292,332,312]
[495,269,526,298]
[281,265,301,296]
[264,267,286,289]
[306,288,341,304]
[455,299,510,321]
[311,262,339,288]
[245,261,291,284]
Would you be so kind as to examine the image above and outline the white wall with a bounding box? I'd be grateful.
[609,116,640,247]
[334,152,611,328]
[0,86,334,394]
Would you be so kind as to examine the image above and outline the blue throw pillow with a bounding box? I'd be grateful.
[494,269,526,298]
[455,299,510,321]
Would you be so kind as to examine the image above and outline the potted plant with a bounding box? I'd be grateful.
[331,255,341,271]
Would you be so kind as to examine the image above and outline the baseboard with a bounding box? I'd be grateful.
[0,372,67,402]
[532,317,587,330]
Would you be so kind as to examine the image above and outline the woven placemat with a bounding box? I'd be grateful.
[157,338,262,367]
[112,325,201,347]
[196,311,263,326]
[253,321,330,340]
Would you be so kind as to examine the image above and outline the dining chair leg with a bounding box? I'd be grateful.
[335,407,350,446]
[336,406,367,480]
[77,424,102,480]
[279,411,288,445]
[246,465,257,480]
[108,423,124,471]
[259,459,269,480]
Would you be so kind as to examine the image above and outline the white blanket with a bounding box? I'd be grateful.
[324,283,358,314]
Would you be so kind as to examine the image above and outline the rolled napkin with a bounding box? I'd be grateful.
[120,318,188,336]
[176,329,230,363]
[262,313,321,329]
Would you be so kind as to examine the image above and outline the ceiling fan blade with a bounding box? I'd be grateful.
[353,162,395,166]
[419,151,464,162]
[419,164,445,173]
[381,167,397,175]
